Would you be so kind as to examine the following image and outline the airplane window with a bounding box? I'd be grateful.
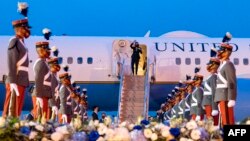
[87,57,93,64]
[77,57,83,64]
[175,58,181,65]
[195,58,200,65]
[233,58,239,65]
[243,58,249,65]
[67,57,73,64]
[185,58,191,65]
[58,57,63,64]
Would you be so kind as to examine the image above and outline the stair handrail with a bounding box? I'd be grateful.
[143,58,150,119]
[117,59,125,122]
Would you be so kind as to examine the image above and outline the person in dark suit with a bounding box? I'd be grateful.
[130,40,142,75]
[92,106,99,121]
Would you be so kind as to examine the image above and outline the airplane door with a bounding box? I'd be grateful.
[112,40,147,77]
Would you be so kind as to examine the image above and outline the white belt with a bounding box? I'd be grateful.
[43,81,51,87]
[185,102,190,109]
[217,84,227,88]
[185,109,190,111]
[17,66,29,72]
[178,112,183,114]
[204,91,212,95]
[66,102,71,105]
[172,109,176,114]
[191,103,197,107]
[74,112,78,115]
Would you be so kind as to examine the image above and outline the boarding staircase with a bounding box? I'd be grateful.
[117,61,150,123]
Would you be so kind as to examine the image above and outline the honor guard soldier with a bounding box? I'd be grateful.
[72,86,81,117]
[80,88,88,121]
[183,75,194,120]
[3,18,31,118]
[171,88,181,119]
[47,57,61,120]
[58,72,73,123]
[33,41,52,119]
[190,68,205,121]
[130,40,142,75]
[178,86,187,119]
[215,32,237,126]
[202,57,220,125]
[164,94,173,120]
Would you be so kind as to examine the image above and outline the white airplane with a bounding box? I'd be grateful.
[0,30,249,82]
[0,31,249,120]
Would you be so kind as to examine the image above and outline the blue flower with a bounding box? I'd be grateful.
[73,132,87,141]
[170,128,180,137]
[20,126,31,136]
[133,125,142,130]
[89,131,99,141]
[140,119,150,126]
[163,120,170,126]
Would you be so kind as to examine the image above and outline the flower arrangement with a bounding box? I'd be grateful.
[0,115,228,141]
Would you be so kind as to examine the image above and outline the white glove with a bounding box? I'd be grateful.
[62,114,67,123]
[52,106,58,115]
[228,100,236,107]
[195,115,201,121]
[10,83,20,96]
[211,110,219,116]
[55,91,59,100]
[36,97,43,108]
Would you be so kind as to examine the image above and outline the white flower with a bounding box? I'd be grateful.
[97,137,105,141]
[56,125,69,134]
[105,128,115,139]
[130,130,146,141]
[41,137,49,141]
[51,46,57,52]
[190,129,201,140]
[98,124,108,135]
[51,132,64,141]
[88,120,94,127]
[180,137,188,141]
[24,122,29,127]
[17,2,28,11]
[42,28,51,34]
[161,127,170,137]
[0,117,6,128]
[94,120,99,127]
[186,120,198,130]
[29,131,38,140]
[20,120,26,126]
[73,117,82,130]
[143,128,152,139]
[150,133,158,141]
[119,121,127,127]
[155,123,165,130]
[35,125,44,132]
[28,121,37,126]
[180,127,187,133]
[104,116,112,126]
[226,32,232,39]
[13,122,20,129]
[128,123,134,131]
[111,127,130,141]
[246,120,250,125]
